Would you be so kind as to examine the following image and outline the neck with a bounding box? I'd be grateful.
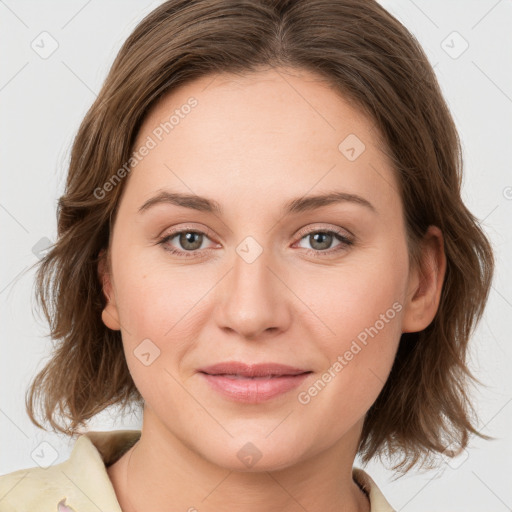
[108,409,370,512]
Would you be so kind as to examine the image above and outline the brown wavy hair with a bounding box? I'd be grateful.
[25,0,495,476]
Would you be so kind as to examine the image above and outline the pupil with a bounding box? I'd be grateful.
[312,232,332,250]
[180,232,202,250]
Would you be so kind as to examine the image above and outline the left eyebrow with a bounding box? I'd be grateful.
[137,190,377,216]
[283,191,377,215]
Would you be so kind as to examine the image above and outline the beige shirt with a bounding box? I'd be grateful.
[0,429,396,511]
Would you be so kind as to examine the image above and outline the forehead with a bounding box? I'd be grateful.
[123,67,400,220]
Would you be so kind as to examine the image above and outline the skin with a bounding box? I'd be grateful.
[99,66,446,512]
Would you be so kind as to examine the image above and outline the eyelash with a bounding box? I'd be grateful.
[157,225,354,259]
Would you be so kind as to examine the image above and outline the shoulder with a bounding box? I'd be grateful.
[0,430,139,512]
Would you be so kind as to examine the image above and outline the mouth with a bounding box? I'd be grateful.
[197,362,313,403]
[200,373,311,379]
[197,361,311,378]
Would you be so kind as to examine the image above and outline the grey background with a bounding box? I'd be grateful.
[1,1,511,510]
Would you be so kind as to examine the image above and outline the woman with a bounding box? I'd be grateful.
[0,1,494,511]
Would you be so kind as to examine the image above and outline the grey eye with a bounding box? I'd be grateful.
[297,231,343,251]
[176,231,204,251]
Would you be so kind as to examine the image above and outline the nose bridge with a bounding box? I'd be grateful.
[215,238,289,339]
[232,241,272,298]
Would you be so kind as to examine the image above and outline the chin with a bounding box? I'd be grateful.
[198,436,307,473]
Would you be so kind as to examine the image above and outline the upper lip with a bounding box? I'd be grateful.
[198,362,311,377]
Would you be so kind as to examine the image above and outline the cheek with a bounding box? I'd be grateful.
[112,262,199,407]
[112,258,213,382]
[296,245,406,371]
[295,258,405,435]
[114,254,205,335]
[307,257,404,321]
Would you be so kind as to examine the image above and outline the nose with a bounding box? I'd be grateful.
[213,243,292,341]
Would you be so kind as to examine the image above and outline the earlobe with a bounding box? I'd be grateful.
[401,225,446,334]
[97,249,121,331]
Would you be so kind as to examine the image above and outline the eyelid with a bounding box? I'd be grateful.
[294,223,354,241]
[159,223,219,242]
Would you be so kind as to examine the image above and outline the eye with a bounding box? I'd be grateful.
[157,225,354,259]
[294,227,354,257]
[157,227,218,258]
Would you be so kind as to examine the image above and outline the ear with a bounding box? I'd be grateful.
[97,248,121,331]
[401,225,446,333]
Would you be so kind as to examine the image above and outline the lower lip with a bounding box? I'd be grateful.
[199,372,311,403]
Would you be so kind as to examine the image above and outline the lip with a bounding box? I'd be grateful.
[197,362,312,403]
[197,361,310,377]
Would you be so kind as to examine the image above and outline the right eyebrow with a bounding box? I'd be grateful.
[138,190,222,215]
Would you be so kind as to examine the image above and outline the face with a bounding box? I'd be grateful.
[99,66,428,471]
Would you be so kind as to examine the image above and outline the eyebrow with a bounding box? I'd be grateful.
[138,190,377,216]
